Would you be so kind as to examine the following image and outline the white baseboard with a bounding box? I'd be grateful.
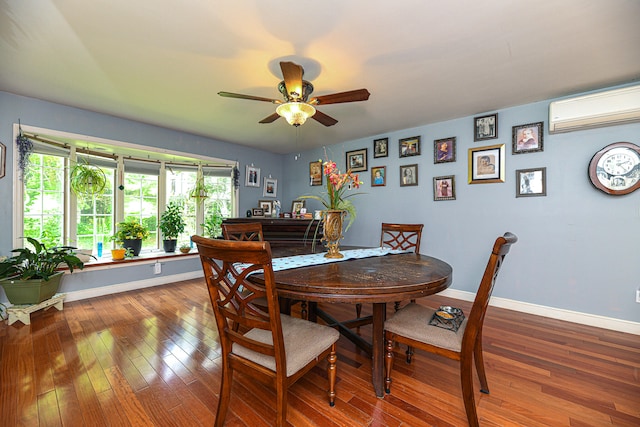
[61,272,639,336]
[440,288,640,335]
[63,271,203,302]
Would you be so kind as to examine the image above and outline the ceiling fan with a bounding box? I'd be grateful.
[218,61,370,127]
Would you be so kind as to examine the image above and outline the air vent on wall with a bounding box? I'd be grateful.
[549,84,640,134]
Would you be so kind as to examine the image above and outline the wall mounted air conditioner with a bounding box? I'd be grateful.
[549,84,640,133]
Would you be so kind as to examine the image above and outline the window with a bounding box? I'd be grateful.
[14,127,237,255]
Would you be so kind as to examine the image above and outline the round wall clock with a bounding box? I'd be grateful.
[588,142,640,195]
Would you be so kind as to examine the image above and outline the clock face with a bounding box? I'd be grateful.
[589,142,640,195]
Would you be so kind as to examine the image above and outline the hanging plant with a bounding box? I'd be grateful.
[232,166,240,189]
[70,162,107,199]
[15,123,33,180]
[189,175,209,204]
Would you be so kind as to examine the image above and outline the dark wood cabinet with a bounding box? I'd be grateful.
[222,217,323,247]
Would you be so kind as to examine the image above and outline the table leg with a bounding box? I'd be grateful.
[372,302,387,397]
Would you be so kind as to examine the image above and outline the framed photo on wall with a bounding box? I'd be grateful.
[371,166,386,187]
[434,137,456,163]
[474,113,498,141]
[258,200,273,215]
[245,165,260,187]
[512,122,544,154]
[346,148,368,172]
[516,167,547,197]
[263,177,277,197]
[468,144,505,184]
[309,160,322,186]
[400,164,418,186]
[399,136,420,157]
[373,138,389,158]
[433,175,456,201]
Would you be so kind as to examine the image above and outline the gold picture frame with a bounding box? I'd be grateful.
[468,144,505,184]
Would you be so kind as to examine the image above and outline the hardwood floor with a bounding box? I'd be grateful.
[1,278,638,426]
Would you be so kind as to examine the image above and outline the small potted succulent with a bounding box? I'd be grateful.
[0,237,85,304]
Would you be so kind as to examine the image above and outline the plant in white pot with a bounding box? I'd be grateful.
[0,237,85,305]
[158,201,187,252]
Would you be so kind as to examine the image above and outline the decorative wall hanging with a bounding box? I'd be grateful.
[400,164,418,186]
[468,144,505,184]
[516,168,547,197]
[399,136,420,157]
[373,138,388,158]
[588,141,640,195]
[309,160,322,186]
[263,177,277,197]
[371,166,386,187]
[512,122,544,154]
[433,175,456,200]
[245,164,260,187]
[434,137,456,163]
[474,113,498,141]
[346,148,368,172]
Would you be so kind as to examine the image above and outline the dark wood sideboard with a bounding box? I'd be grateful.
[222,217,323,247]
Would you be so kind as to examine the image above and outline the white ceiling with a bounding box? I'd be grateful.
[1,1,639,154]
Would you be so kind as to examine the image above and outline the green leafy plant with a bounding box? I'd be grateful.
[201,203,223,238]
[0,237,85,281]
[112,220,150,244]
[70,162,107,199]
[158,201,186,240]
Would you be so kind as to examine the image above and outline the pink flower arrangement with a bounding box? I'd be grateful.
[301,158,363,230]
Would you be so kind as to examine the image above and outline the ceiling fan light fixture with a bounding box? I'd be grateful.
[276,102,316,126]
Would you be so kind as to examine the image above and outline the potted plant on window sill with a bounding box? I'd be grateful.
[0,237,85,305]
[112,221,150,256]
[158,201,187,253]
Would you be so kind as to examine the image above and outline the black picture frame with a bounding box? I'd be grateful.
[512,122,544,154]
[373,138,389,158]
[346,148,368,172]
[516,167,547,197]
[433,175,456,201]
[400,164,418,186]
[474,113,498,141]
[434,137,456,164]
[399,136,421,158]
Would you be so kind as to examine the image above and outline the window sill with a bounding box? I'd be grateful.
[61,250,199,271]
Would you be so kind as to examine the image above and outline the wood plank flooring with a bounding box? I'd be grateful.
[1,278,638,426]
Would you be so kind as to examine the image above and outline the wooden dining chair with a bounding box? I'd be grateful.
[355,223,424,318]
[383,232,517,427]
[192,236,339,427]
[222,221,264,242]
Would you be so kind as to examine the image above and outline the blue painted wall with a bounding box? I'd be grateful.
[283,88,640,324]
[1,88,639,324]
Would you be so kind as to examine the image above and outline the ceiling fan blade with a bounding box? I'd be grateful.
[259,112,281,124]
[280,61,304,100]
[312,110,338,127]
[218,91,280,103]
[310,89,370,105]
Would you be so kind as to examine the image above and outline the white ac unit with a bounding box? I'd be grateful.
[549,84,640,133]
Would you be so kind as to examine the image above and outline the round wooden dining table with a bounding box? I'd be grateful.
[267,249,453,397]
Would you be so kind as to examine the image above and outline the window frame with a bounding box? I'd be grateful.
[11,123,238,251]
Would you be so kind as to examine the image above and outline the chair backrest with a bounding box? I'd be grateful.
[192,235,286,370]
[462,232,518,352]
[222,222,264,242]
[380,223,424,253]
